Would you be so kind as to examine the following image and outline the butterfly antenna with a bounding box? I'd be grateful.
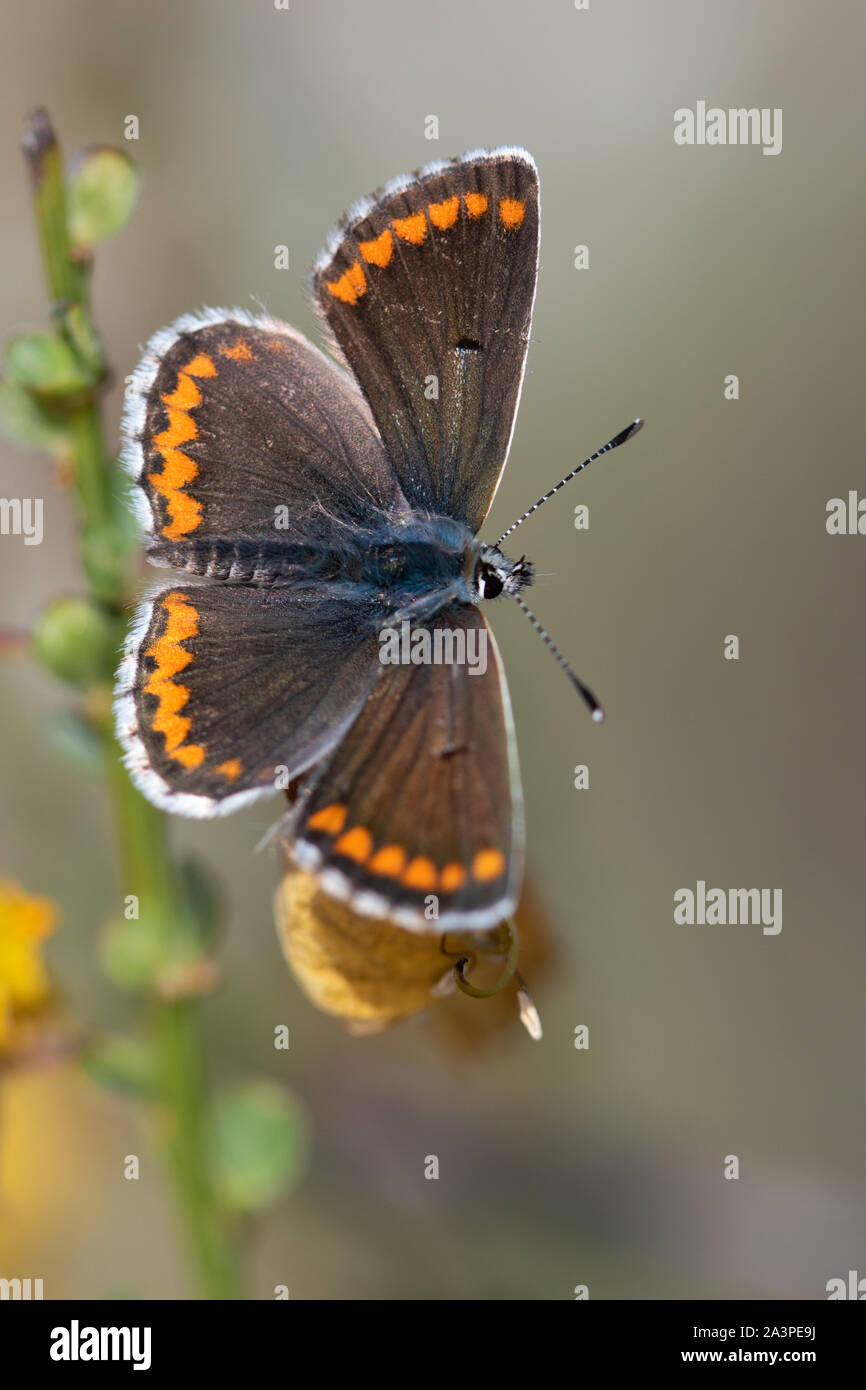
[497,418,643,545]
[511,593,605,722]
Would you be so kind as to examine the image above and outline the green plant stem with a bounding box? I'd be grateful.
[68,399,112,525]
[22,108,85,304]
[24,108,244,1300]
[103,739,243,1299]
[103,736,175,904]
[154,1000,244,1300]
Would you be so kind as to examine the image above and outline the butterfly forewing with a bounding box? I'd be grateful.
[123,310,405,555]
[312,148,539,532]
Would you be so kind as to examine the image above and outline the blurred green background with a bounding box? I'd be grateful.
[1,0,864,1299]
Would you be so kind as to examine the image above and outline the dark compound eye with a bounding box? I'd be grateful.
[480,569,503,599]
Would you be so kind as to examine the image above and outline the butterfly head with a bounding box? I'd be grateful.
[471,542,534,601]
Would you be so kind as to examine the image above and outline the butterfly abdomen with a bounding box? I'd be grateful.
[147,537,336,585]
[145,531,467,596]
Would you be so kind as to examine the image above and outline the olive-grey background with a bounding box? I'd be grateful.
[1,0,863,1299]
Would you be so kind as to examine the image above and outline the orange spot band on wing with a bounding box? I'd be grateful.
[464,192,488,219]
[161,373,202,412]
[334,826,374,863]
[440,862,467,893]
[155,407,197,450]
[216,758,242,781]
[219,338,253,361]
[392,211,427,245]
[473,848,505,882]
[359,228,394,267]
[184,354,217,378]
[144,592,205,770]
[149,351,218,540]
[402,856,437,891]
[327,260,367,305]
[308,803,347,836]
[368,845,406,879]
[498,197,525,228]
[428,196,459,230]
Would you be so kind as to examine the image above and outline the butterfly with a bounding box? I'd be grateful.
[115,147,641,933]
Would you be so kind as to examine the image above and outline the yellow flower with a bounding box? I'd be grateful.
[0,879,58,1050]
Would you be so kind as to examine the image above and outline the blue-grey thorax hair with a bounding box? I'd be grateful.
[146,416,644,723]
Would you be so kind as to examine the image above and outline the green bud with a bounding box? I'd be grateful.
[66,146,140,251]
[101,904,220,997]
[4,330,91,397]
[209,1081,309,1214]
[100,911,166,991]
[32,595,119,686]
[83,1034,156,1099]
[0,379,69,454]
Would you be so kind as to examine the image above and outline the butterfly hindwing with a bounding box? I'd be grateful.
[115,582,385,816]
[293,607,523,931]
[312,147,539,533]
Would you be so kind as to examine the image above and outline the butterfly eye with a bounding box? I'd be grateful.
[479,568,503,599]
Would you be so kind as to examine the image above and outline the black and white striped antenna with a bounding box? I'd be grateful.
[497,418,643,545]
[500,417,645,720]
[510,593,605,721]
